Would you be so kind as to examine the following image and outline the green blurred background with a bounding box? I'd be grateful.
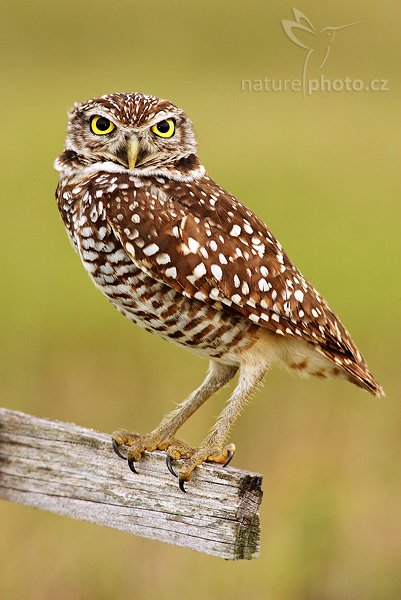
[1,0,400,598]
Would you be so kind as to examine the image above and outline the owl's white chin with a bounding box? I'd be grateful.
[54,155,206,183]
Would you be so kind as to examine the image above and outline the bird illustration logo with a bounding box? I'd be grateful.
[282,8,355,95]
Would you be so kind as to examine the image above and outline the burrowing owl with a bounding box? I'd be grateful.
[55,92,383,491]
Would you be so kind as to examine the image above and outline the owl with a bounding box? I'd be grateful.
[55,92,383,491]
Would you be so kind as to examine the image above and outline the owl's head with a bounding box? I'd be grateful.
[62,92,201,178]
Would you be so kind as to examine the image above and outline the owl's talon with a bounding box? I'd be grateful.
[223,448,234,468]
[112,439,126,460]
[128,456,138,474]
[166,455,178,477]
[178,477,187,493]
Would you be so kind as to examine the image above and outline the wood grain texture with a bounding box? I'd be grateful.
[0,408,263,559]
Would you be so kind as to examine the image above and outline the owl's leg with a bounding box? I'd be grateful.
[112,361,237,472]
[171,359,268,491]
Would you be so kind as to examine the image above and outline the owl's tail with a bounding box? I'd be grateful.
[319,342,384,397]
[345,363,385,397]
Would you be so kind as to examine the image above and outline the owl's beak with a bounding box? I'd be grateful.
[127,135,140,169]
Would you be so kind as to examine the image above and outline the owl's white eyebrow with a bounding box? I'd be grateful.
[86,109,117,122]
[145,111,176,127]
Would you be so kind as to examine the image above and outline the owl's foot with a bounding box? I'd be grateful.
[113,430,155,473]
[112,430,235,491]
[166,441,236,492]
[112,429,192,474]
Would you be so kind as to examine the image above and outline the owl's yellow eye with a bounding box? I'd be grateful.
[90,115,116,135]
[151,118,175,138]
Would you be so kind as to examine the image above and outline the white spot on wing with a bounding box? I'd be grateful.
[125,242,135,256]
[188,237,200,253]
[156,253,171,265]
[193,263,207,278]
[230,224,241,237]
[165,266,177,279]
[143,243,159,256]
[211,264,223,281]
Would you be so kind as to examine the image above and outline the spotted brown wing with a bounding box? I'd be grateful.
[104,176,364,364]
